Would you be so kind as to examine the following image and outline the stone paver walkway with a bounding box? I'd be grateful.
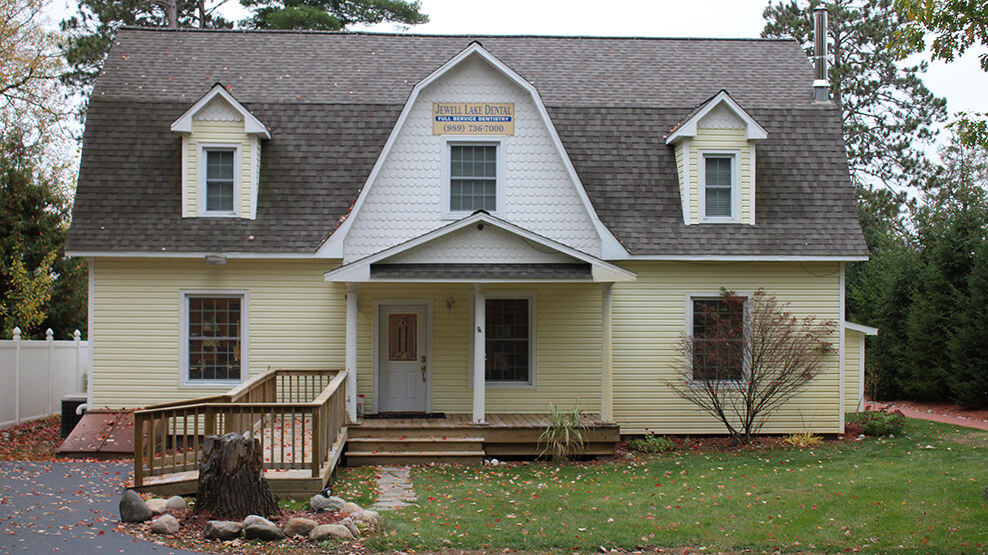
[371,465,416,510]
[865,401,988,431]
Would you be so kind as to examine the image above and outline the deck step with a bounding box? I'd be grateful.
[346,450,486,466]
[347,436,484,453]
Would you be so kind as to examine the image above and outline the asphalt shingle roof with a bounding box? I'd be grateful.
[67,28,867,258]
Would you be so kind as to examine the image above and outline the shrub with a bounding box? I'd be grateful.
[784,431,823,447]
[843,421,865,438]
[846,409,905,436]
[628,433,676,454]
[539,403,588,462]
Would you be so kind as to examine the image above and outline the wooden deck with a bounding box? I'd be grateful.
[346,413,620,465]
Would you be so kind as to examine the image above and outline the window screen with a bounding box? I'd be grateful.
[704,156,733,218]
[485,298,530,382]
[205,150,235,212]
[188,296,242,381]
[450,145,496,212]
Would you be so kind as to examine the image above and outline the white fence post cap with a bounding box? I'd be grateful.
[12,327,20,339]
[46,328,54,340]
[73,329,81,340]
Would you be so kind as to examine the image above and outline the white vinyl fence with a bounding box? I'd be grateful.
[0,327,90,428]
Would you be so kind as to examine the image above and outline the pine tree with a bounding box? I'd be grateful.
[762,0,946,189]
[240,0,427,31]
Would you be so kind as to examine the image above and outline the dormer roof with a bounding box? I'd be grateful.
[665,90,767,145]
[170,83,271,139]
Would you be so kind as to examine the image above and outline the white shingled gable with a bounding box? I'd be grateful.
[317,42,626,262]
[324,212,636,283]
[665,90,767,145]
[171,84,270,138]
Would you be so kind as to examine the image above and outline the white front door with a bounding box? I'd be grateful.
[378,304,428,412]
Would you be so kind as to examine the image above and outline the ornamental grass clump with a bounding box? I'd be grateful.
[539,403,588,462]
[784,431,823,447]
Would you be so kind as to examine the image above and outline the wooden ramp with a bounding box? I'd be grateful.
[58,410,135,459]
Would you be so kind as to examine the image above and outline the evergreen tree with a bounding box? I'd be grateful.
[241,0,427,31]
[762,0,946,189]
[948,240,988,407]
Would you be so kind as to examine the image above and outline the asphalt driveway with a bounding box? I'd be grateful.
[0,461,200,554]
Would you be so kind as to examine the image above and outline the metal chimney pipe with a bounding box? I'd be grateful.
[813,6,830,101]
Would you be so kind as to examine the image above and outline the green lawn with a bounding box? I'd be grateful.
[368,419,988,553]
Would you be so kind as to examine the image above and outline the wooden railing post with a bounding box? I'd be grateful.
[133,412,145,487]
[204,407,216,437]
[311,408,321,478]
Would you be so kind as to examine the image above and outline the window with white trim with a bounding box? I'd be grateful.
[700,152,739,222]
[200,147,238,215]
[689,295,747,382]
[184,294,245,383]
[485,297,534,384]
[450,144,497,212]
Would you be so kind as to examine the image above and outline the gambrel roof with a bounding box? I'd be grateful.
[67,29,867,259]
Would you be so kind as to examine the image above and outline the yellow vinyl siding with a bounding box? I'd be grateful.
[91,258,345,408]
[353,283,603,415]
[844,328,864,414]
[688,128,751,224]
[186,120,252,218]
[611,261,842,435]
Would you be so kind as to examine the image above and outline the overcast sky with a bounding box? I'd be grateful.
[44,0,986,125]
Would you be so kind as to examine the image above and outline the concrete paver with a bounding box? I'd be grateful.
[371,465,416,511]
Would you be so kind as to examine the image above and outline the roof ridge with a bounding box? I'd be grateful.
[115,26,795,42]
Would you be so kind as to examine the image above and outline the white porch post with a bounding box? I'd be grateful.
[345,283,358,422]
[600,283,614,422]
[472,284,486,424]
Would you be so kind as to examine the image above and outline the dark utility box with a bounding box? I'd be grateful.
[60,395,87,438]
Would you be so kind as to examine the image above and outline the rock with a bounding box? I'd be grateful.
[339,502,363,516]
[242,515,276,528]
[351,509,380,526]
[285,517,318,537]
[146,498,168,515]
[119,490,153,523]
[243,523,285,541]
[165,496,187,511]
[309,494,344,512]
[309,523,354,542]
[150,514,180,535]
[204,520,243,540]
[339,516,360,537]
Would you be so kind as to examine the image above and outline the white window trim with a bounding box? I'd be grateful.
[179,289,249,388]
[684,291,752,384]
[469,291,537,388]
[198,143,241,217]
[442,138,503,220]
[698,150,742,224]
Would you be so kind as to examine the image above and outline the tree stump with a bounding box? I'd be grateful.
[197,432,279,519]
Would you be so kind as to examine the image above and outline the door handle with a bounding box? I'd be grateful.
[420,364,427,382]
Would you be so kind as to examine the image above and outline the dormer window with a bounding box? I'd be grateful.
[171,84,270,220]
[700,153,739,222]
[665,91,766,226]
[204,148,236,214]
[450,144,497,212]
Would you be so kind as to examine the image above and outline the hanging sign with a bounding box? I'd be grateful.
[433,102,514,135]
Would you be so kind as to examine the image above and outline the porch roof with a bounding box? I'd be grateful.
[324,212,636,283]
